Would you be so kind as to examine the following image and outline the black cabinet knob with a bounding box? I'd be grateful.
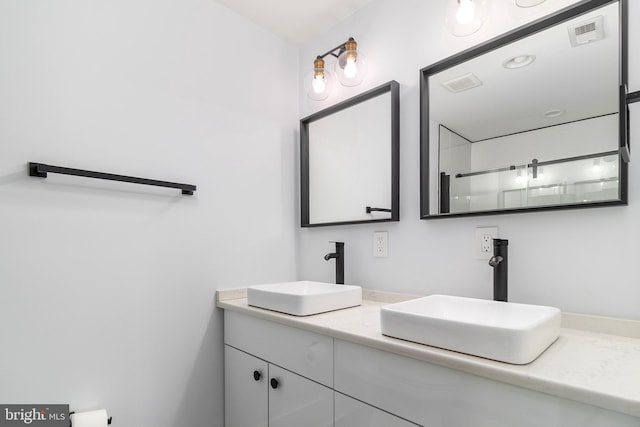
[253,370,262,381]
[270,378,279,389]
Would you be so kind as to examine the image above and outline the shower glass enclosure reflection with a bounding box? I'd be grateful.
[438,113,620,214]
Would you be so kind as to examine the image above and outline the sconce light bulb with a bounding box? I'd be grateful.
[456,0,476,25]
[335,38,367,86]
[307,55,332,100]
[312,74,326,94]
[344,58,357,79]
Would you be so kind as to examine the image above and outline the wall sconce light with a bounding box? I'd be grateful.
[446,0,491,37]
[306,56,334,101]
[335,38,368,87]
[306,37,368,100]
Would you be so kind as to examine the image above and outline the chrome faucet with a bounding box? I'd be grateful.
[488,239,508,302]
[324,241,344,284]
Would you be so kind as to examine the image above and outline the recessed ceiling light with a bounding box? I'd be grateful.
[543,109,565,118]
[502,55,536,69]
[516,0,546,7]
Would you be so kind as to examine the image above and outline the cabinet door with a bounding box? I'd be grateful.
[225,345,268,427]
[335,392,420,427]
[225,311,333,387]
[268,365,333,427]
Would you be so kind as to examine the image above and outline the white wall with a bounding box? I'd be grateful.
[296,0,640,320]
[0,1,297,426]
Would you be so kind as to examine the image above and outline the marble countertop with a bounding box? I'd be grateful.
[216,288,640,418]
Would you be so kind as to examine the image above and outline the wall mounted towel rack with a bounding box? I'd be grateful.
[29,162,196,195]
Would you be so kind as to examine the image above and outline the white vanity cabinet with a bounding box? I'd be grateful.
[335,392,419,427]
[224,311,333,427]
[219,293,640,425]
[334,339,640,427]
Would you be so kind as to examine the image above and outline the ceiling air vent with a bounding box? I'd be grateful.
[568,15,604,47]
[441,73,482,93]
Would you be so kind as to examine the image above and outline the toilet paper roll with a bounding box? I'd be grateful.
[70,409,109,427]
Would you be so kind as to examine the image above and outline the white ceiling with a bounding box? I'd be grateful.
[212,0,374,45]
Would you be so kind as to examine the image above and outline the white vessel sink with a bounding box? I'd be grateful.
[380,295,561,364]
[247,281,362,316]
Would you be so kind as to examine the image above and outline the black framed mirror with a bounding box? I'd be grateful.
[301,81,400,227]
[420,0,629,219]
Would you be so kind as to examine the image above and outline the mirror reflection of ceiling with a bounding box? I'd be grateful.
[429,2,619,142]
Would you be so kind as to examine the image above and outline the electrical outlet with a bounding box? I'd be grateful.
[373,231,388,258]
[481,234,492,254]
[475,227,498,260]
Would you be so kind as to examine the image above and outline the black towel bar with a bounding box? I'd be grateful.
[29,162,196,195]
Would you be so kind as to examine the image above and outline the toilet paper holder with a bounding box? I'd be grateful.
[69,411,112,425]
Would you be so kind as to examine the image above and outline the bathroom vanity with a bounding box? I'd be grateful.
[218,289,640,427]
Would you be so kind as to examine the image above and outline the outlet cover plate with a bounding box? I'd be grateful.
[475,227,498,260]
[373,231,388,258]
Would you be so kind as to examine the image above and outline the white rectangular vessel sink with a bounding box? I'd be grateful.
[247,281,362,316]
[380,295,561,364]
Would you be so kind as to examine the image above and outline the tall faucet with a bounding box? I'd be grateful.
[324,241,344,285]
[488,238,508,302]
